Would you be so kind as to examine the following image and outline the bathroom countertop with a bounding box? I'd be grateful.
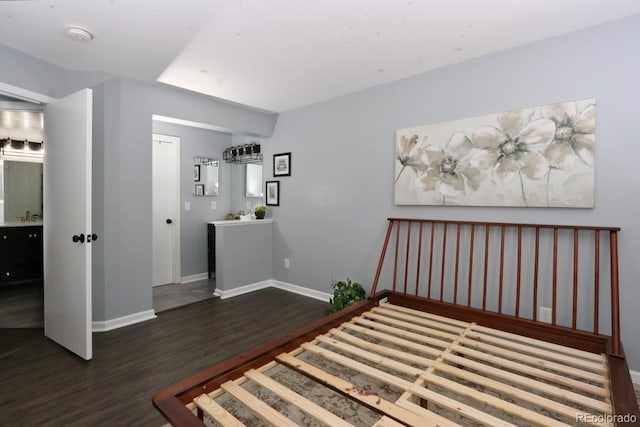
[0,221,43,228]
[208,218,273,227]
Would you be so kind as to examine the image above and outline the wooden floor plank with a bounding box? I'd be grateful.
[0,287,329,426]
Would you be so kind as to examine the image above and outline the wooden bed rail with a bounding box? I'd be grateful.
[370,218,623,355]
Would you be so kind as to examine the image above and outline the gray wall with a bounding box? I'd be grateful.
[215,222,273,291]
[0,43,112,99]
[264,14,640,370]
[90,77,278,321]
[152,121,232,277]
[0,43,279,322]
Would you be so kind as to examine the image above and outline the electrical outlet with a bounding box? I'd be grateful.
[210,201,216,210]
[539,306,552,323]
[284,258,290,269]
[184,201,191,211]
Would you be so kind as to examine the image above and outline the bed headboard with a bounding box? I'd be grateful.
[370,218,622,355]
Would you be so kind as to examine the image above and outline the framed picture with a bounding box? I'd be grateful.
[194,164,201,182]
[273,152,291,177]
[265,181,280,206]
[195,184,204,196]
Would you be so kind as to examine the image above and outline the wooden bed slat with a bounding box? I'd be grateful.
[328,325,611,416]
[394,399,462,427]
[363,312,459,341]
[312,338,576,427]
[276,353,435,427]
[219,381,298,427]
[244,369,354,427]
[471,324,603,362]
[342,322,443,358]
[441,352,612,414]
[353,318,451,349]
[372,415,413,427]
[450,343,609,398]
[371,306,465,334]
[380,302,469,328]
[300,342,521,427]
[458,337,607,383]
[193,394,245,427]
[463,330,606,372]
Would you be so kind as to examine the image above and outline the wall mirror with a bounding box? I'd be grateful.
[245,163,263,198]
[0,159,44,223]
[193,157,219,197]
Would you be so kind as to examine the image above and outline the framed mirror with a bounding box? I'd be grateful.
[1,159,44,223]
[193,157,219,197]
[245,163,263,198]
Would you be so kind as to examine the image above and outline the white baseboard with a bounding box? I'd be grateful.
[92,309,157,332]
[214,280,332,302]
[181,272,209,284]
[214,280,272,299]
[271,280,332,302]
[631,369,640,385]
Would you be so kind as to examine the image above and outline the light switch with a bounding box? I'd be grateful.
[184,201,191,211]
[211,201,217,210]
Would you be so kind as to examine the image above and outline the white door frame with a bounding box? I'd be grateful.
[152,133,181,285]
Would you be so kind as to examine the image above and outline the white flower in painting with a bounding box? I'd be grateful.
[417,132,483,197]
[543,102,595,169]
[397,134,427,170]
[471,111,556,184]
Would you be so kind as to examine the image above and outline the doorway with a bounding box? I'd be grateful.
[152,133,181,287]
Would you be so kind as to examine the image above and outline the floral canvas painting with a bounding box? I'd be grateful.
[395,99,595,207]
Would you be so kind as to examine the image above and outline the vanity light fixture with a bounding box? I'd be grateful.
[223,142,262,164]
[0,137,44,157]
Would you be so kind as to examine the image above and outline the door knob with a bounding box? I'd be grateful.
[87,233,98,242]
[72,233,85,243]
[166,219,173,224]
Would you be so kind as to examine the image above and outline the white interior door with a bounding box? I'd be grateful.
[152,134,180,287]
[44,89,93,360]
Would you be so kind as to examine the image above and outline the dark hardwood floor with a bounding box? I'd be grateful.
[0,282,44,328]
[0,288,328,426]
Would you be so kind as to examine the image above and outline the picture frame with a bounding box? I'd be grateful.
[273,152,291,177]
[194,184,204,196]
[265,181,280,206]
[194,164,201,182]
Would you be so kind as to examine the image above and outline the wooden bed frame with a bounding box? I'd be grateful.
[153,218,639,426]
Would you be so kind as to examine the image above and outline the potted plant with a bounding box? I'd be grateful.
[254,205,266,219]
[325,278,366,315]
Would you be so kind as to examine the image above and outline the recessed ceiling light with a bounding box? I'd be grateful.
[67,27,94,41]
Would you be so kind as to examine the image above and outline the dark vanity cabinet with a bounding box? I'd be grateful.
[207,223,216,278]
[0,225,44,285]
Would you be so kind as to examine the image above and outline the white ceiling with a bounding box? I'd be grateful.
[1,1,640,113]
